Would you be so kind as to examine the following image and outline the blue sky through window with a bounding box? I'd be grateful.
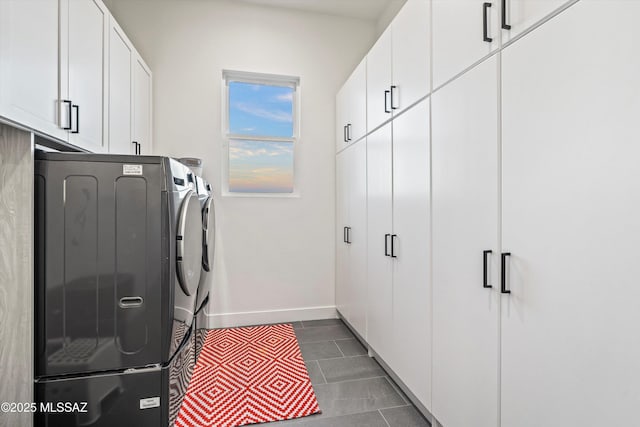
[229,140,294,193]
[229,82,294,137]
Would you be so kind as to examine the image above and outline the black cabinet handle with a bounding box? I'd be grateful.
[343,125,347,143]
[346,227,351,244]
[483,250,492,288]
[391,234,397,258]
[483,2,493,43]
[347,124,352,141]
[132,141,138,155]
[390,85,398,110]
[501,252,511,294]
[137,142,141,155]
[501,0,511,30]
[384,234,391,256]
[71,105,79,133]
[384,90,391,113]
[344,227,347,243]
[62,100,72,130]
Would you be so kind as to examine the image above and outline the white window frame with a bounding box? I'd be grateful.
[222,70,301,198]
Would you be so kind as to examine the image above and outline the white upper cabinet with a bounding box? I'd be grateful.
[366,27,393,132]
[61,0,109,153]
[501,0,573,42]
[431,55,500,427]
[108,19,134,155]
[0,0,67,141]
[501,2,640,425]
[391,0,431,114]
[133,54,152,155]
[336,58,366,152]
[432,0,500,89]
[368,0,431,131]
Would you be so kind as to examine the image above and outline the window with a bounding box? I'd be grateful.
[223,70,299,195]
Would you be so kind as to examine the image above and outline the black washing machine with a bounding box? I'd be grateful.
[34,152,202,427]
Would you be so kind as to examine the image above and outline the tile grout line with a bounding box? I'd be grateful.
[379,409,392,427]
[333,340,346,358]
[316,360,329,385]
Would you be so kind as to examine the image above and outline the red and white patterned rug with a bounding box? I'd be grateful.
[175,323,321,427]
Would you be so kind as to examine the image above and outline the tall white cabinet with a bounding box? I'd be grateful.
[336,142,368,338]
[338,0,640,426]
[367,100,431,408]
[431,56,500,427]
[500,1,640,425]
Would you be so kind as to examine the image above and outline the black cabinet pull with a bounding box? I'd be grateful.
[347,124,352,141]
[71,104,79,133]
[346,227,351,244]
[62,100,72,130]
[384,234,391,256]
[344,227,347,243]
[483,250,492,288]
[391,234,397,258]
[501,0,511,30]
[501,252,511,294]
[137,142,141,155]
[390,85,398,110]
[384,90,391,113]
[483,2,493,43]
[343,125,347,143]
[132,141,137,154]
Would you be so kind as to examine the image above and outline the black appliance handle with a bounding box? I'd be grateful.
[501,252,511,294]
[483,3,493,43]
[483,250,493,288]
[502,0,511,30]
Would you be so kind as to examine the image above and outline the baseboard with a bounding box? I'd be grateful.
[204,305,338,328]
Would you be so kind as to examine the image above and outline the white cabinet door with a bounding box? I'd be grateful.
[0,0,67,141]
[133,54,152,155]
[432,0,500,89]
[501,2,640,425]
[108,21,133,155]
[336,150,350,320]
[390,99,431,408]
[348,140,368,338]
[347,58,367,144]
[502,0,573,42]
[336,83,349,152]
[391,0,431,113]
[366,123,393,362]
[431,56,499,427]
[366,28,392,132]
[62,0,109,152]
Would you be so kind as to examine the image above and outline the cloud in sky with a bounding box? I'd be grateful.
[233,102,292,123]
[229,140,294,193]
[274,92,293,102]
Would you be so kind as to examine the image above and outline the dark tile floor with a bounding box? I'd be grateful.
[260,319,431,427]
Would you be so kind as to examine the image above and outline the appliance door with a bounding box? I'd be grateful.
[35,160,164,378]
[201,196,215,273]
[170,190,202,359]
[35,367,164,427]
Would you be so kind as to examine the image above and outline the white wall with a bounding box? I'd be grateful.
[105,0,376,327]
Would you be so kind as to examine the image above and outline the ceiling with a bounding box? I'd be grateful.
[234,0,407,22]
